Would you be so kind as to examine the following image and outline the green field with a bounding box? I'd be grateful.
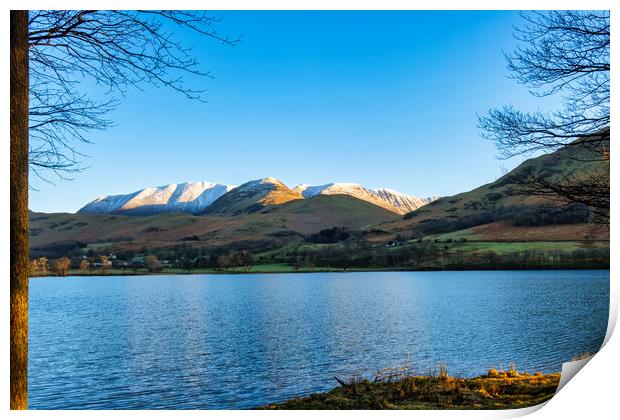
[450,241,589,254]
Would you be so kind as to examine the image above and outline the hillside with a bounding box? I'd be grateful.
[368,137,610,243]
[29,194,398,257]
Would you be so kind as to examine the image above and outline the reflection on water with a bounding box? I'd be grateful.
[28,270,609,409]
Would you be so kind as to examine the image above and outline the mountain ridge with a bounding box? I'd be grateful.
[293,182,436,214]
[29,140,609,265]
[79,178,436,216]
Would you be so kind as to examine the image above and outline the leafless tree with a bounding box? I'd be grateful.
[478,11,610,224]
[145,255,162,272]
[28,256,49,277]
[10,10,236,408]
[29,259,39,277]
[55,257,71,276]
[217,254,230,271]
[100,255,110,272]
[238,250,254,271]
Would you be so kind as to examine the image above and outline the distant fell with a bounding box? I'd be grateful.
[202,177,304,215]
[371,134,610,242]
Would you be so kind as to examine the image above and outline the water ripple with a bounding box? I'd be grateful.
[28,270,609,409]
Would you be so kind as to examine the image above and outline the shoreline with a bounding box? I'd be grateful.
[29,265,611,278]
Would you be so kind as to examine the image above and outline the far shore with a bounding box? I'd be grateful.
[29,263,611,278]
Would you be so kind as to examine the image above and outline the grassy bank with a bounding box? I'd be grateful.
[265,368,561,410]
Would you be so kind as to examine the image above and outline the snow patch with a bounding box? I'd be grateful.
[78,181,236,215]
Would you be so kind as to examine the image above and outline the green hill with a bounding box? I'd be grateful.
[369,135,609,243]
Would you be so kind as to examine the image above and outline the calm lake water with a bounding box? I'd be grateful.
[28,270,609,409]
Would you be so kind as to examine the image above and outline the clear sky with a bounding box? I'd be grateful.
[29,11,561,213]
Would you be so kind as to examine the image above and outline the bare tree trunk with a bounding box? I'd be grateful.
[10,10,29,410]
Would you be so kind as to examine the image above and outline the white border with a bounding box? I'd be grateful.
[2,1,617,419]
[3,1,616,11]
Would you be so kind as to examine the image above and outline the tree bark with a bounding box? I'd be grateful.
[10,10,29,410]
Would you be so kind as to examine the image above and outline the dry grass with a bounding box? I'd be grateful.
[264,365,560,410]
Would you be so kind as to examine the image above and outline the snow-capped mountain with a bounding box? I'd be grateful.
[370,188,439,215]
[79,179,436,216]
[294,183,436,214]
[78,182,236,215]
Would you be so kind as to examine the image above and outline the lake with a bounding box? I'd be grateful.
[28,270,609,409]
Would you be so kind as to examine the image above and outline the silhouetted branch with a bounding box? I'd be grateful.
[479,11,609,224]
[28,10,238,181]
[504,134,610,224]
[479,11,609,158]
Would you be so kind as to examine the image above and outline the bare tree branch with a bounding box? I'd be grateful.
[28,10,239,182]
[479,11,609,157]
[478,11,609,224]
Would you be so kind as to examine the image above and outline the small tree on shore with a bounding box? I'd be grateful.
[100,255,110,272]
[146,255,162,273]
[237,250,254,272]
[29,257,49,276]
[29,260,38,277]
[217,255,230,271]
[79,259,90,273]
[36,257,48,276]
[55,257,71,276]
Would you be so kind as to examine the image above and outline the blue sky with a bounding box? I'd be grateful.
[29,11,562,213]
